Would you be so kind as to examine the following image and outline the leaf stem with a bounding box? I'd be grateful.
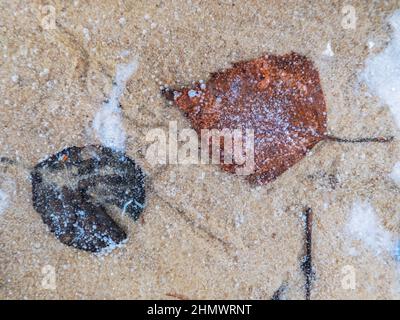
[325,135,394,143]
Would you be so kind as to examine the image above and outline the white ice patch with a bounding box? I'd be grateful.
[322,42,334,57]
[82,27,90,42]
[93,58,139,151]
[96,237,128,256]
[390,161,400,186]
[368,40,375,49]
[361,10,400,129]
[234,212,245,228]
[0,189,9,215]
[345,200,395,256]
[119,17,126,26]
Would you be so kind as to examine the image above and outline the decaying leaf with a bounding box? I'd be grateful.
[31,145,146,252]
[163,52,392,185]
[164,52,327,184]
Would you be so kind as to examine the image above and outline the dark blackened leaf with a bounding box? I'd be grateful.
[31,145,146,253]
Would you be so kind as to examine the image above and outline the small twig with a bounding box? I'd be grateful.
[271,282,287,300]
[325,135,394,143]
[166,292,189,300]
[301,207,314,300]
[154,191,233,250]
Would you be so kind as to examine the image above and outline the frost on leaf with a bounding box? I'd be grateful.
[31,145,146,253]
[164,52,327,184]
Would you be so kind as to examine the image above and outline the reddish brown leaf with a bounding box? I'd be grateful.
[164,52,328,185]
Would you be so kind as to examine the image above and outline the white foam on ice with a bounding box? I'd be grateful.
[93,58,139,151]
[322,41,334,57]
[0,189,9,215]
[345,200,395,256]
[361,10,400,129]
[390,161,400,186]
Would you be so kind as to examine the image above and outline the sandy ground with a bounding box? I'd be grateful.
[1,0,399,299]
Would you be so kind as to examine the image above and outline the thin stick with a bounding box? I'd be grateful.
[271,282,287,300]
[325,135,394,143]
[301,207,314,300]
